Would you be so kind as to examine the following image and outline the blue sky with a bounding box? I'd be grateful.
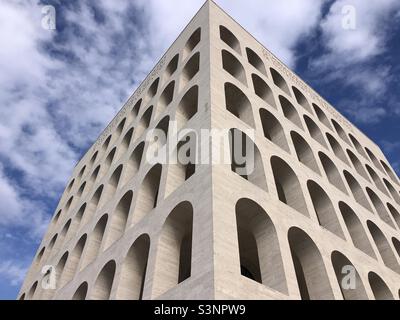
[0,0,399,299]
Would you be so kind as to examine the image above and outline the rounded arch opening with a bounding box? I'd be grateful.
[152,201,193,298]
[72,282,88,300]
[271,156,309,216]
[235,198,287,293]
[368,272,394,300]
[91,260,116,300]
[220,26,241,54]
[331,251,368,300]
[116,234,150,300]
[288,227,334,300]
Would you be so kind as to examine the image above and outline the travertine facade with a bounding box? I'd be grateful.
[19,1,400,300]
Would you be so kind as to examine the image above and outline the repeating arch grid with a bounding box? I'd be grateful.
[22,31,400,302]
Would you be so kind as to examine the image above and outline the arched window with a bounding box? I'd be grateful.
[145,78,159,104]
[116,128,133,160]
[71,203,86,233]
[48,233,58,252]
[346,149,370,181]
[77,163,86,179]
[343,171,372,211]
[122,142,144,186]
[331,119,351,145]
[387,203,400,229]
[313,103,332,130]
[235,198,287,293]
[246,47,266,76]
[349,134,368,159]
[221,50,247,86]
[259,108,290,152]
[72,282,88,300]
[303,115,327,148]
[102,165,123,205]
[115,118,126,139]
[292,86,312,113]
[291,131,320,174]
[392,237,400,258]
[383,179,400,205]
[365,147,384,173]
[251,74,276,108]
[380,160,400,186]
[366,165,389,196]
[279,96,303,129]
[81,214,108,270]
[270,68,291,96]
[105,191,133,248]
[55,252,69,290]
[165,133,196,196]
[339,202,376,258]
[91,260,116,300]
[35,247,45,265]
[104,147,117,173]
[77,181,86,197]
[66,179,75,193]
[64,196,73,212]
[176,85,198,130]
[181,52,199,89]
[134,106,153,140]
[229,129,267,191]
[271,156,309,216]
[224,82,254,128]
[148,116,170,155]
[165,54,179,78]
[367,221,400,273]
[102,135,111,152]
[288,227,334,299]
[132,164,162,224]
[158,81,175,114]
[88,165,100,190]
[326,133,349,165]
[52,209,61,226]
[27,281,38,300]
[63,234,87,286]
[86,185,104,219]
[131,99,142,121]
[366,188,395,228]
[368,272,394,300]
[116,234,150,300]
[220,26,241,54]
[319,152,348,194]
[184,28,201,59]
[59,219,72,245]
[152,202,193,297]
[307,181,344,238]
[331,251,368,299]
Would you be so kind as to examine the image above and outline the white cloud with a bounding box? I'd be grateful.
[215,0,325,67]
[132,0,326,67]
[0,260,27,286]
[317,0,400,67]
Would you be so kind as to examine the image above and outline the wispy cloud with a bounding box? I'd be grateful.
[317,0,400,67]
[0,261,27,286]
[217,0,326,67]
